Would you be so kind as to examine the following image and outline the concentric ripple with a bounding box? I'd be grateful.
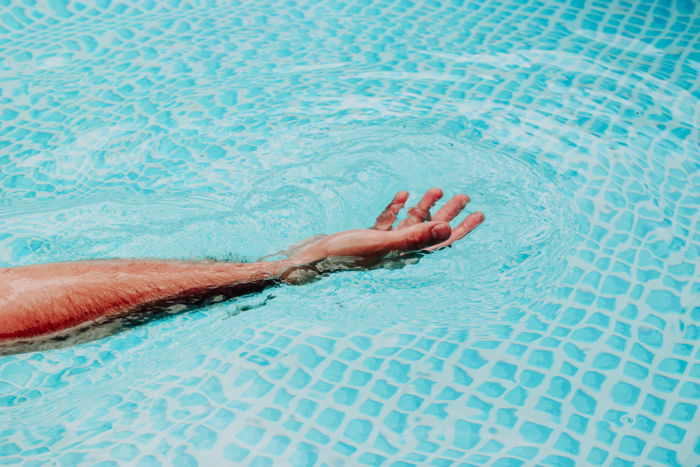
[1,0,699,465]
[254,122,584,318]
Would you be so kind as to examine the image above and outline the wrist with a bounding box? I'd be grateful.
[263,258,323,285]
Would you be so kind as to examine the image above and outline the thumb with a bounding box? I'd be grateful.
[386,221,452,252]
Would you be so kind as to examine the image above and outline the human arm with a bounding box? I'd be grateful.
[0,258,295,340]
[0,188,483,341]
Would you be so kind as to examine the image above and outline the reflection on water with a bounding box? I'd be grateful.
[0,0,698,464]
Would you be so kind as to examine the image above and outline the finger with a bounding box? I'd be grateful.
[372,191,409,230]
[387,221,452,252]
[433,194,470,223]
[425,211,485,251]
[398,188,443,228]
[316,221,452,260]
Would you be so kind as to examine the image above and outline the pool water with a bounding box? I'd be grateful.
[1,0,699,465]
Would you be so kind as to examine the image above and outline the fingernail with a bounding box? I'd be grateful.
[431,223,450,241]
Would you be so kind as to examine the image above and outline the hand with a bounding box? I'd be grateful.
[282,188,484,280]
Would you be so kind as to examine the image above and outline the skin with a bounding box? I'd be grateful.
[0,189,484,343]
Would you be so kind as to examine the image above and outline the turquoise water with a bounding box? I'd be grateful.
[1,0,699,465]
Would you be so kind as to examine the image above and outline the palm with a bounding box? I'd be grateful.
[289,188,484,266]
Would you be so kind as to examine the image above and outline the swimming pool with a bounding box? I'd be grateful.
[1,0,698,465]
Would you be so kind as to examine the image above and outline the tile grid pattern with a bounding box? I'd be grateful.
[0,0,698,465]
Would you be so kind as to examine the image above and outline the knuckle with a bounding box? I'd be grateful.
[374,211,394,229]
[408,207,430,221]
[407,231,424,250]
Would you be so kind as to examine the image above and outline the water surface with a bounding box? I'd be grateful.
[1,0,699,465]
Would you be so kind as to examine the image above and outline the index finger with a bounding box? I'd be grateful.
[372,191,409,230]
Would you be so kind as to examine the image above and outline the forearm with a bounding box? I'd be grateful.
[0,258,298,340]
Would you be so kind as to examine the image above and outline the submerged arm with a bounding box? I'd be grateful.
[0,258,296,340]
[0,189,483,342]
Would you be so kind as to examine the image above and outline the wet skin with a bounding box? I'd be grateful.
[0,189,484,342]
